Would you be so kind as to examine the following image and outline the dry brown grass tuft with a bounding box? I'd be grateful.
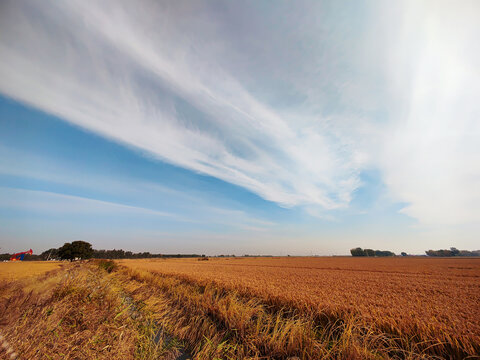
[0,262,183,360]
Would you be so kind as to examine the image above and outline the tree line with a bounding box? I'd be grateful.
[350,247,395,257]
[350,246,480,257]
[425,247,480,257]
[3,242,479,261]
[1,241,203,261]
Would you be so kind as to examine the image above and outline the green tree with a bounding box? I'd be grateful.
[364,248,375,257]
[350,248,365,257]
[58,241,93,261]
[41,248,59,260]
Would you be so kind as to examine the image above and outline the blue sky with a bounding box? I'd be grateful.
[0,1,479,254]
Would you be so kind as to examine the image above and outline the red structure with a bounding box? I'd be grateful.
[10,249,33,261]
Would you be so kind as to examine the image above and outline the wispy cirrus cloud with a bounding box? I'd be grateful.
[0,142,279,235]
[0,187,177,218]
[0,0,364,212]
[0,0,478,227]
[0,184,276,234]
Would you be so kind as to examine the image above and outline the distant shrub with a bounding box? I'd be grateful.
[198,257,209,261]
[350,248,366,257]
[97,259,118,273]
[374,250,395,257]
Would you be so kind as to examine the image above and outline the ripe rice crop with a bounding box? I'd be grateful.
[1,258,478,359]
[0,261,63,280]
[119,257,480,358]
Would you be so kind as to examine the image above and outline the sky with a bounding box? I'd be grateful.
[0,0,479,255]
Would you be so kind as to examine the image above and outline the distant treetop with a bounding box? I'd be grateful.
[425,247,480,257]
[350,247,395,257]
[58,241,94,261]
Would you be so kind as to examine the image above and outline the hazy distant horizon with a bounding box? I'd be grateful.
[1,1,479,255]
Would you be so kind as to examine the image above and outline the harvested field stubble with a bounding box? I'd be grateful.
[119,257,480,359]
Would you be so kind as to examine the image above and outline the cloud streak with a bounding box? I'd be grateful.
[0,0,478,226]
[0,0,363,212]
[0,143,278,233]
[0,187,176,218]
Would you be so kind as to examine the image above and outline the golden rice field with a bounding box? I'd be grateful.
[119,257,480,358]
[1,258,479,359]
[0,261,62,280]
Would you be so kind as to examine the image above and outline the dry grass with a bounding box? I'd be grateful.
[115,266,375,359]
[0,261,184,360]
[118,257,480,359]
[0,261,63,281]
[1,258,478,359]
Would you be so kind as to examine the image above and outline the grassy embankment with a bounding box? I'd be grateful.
[0,261,185,360]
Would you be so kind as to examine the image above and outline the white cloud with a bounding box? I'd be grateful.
[0,0,478,226]
[378,0,480,225]
[0,187,175,217]
[0,0,363,212]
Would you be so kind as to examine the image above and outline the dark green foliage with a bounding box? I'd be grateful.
[450,247,460,256]
[425,247,480,257]
[40,248,60,260]
[9,245,202,261]
[0,253,10,261]
[91,249,201,259]
[350,248,366,257]
[3,245,203,262]
[350,247,395,257]
[58,241,94,261]
[459,250,480,256]
[374,250,395,257]
[364,249,375,257]
[97,259,118,273]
